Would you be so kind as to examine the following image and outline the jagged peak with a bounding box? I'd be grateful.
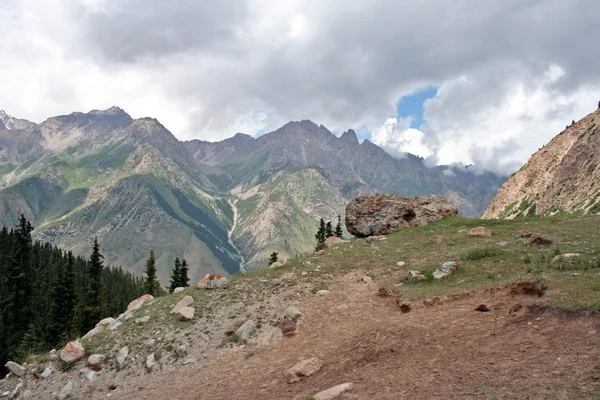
[0,109,36,130]
[89,106,130,118]
[340,129,359,145]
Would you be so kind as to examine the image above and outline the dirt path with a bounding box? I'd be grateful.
[119,274,600,400]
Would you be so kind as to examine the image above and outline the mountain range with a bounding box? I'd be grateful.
[0,107,505,283]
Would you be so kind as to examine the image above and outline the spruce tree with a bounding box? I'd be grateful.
[84,237,104,331]
[335,215,343,238]
[315,218,326,244]
[169,257,181,293]
[325,221,334,238]
[179,259,190,288]
[143,249,159,296]
[268,252,279,266]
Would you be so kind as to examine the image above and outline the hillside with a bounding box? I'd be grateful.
[483,109,600,219]
[2,213,600,399]
[0,108,505,279]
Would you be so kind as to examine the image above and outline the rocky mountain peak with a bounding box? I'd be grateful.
[0,110,35,130]
[89,106,130,118]
[339,129,359,145]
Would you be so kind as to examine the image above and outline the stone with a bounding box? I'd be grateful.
[4,361,26,377]
[182,358,197,365]
[287,357,323,383]
[324,236,349,248]
[469,227,492,237]
[282,321,297,336]
[60,341,85,363]
[172,295,194,313]
[345,194,458,237]
[135,316,151,324]
[173,287,185,294]
[146,354,155,370]
[127,294,154,312]
[87,354,105,367]
[396,261,406,267]
[198,274,230,289]
[48,349,58,360]
[116,346,129,366]
[552,253,581,263]
[314,382,354,400]
[316,290,330,296]
[497,241,508,247]
[426,235,443,245]
[361,276,374,284]
[83,370,95,381]
[520,230,533,238]
[407,270,427,281]
[433,261,459,279]
[530,235,553,245]
[178,307,195,321]
[58,381,73,400]
[475,304,490,312]
[336,304,349,312]
[96,317,115,327]
[235,320,256,343]
[108,320,122,331]
[284,306,302,321]
[269,259,288,269]
[41,367,52,379]
[82,325,105,340]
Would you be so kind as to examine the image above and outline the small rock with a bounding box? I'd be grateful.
[301,271,308,276]
[377,287,394,297]
[497,241,508,247]
[303,261,313,266]
[433,261,459,279]
[324,236,349,248]
[520,230,533,238]
[235,320,256,343]
[469,227,492,237]
[4,361,26,377]
[146,354,155,371]
[407,270,428,281]
[178,307,195,321]
[282,321,297,336]
[284,306,302,321]
[336,304,349,312]
[83,370,95,381]
[475,304,490,312]
[314,382,354,400]
[41,367,52,379]
[552,253,581,263]
[530,235,553,245]
[126,294,154,312]
[116,346,129,366]
[287,357,323,383]
[361,276,374,284]
[135,316,151,324]
[48,349,58,360]
[316,290,330,296]
[396,261,406,267]
[173,287,185,294]
[87,354,106,367]
[198,274,230,289]
[426,235,442,245]
[58,381,73,400]
[82,325,105,340]
[108,320,122,331]
[60,341,85,363]
[182,358,197,365]
[172,295,194,313]
[269,259,288,269]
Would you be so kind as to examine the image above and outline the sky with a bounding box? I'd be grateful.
[1,0,599,174]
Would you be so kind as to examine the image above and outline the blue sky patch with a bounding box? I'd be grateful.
[396,86,438,129]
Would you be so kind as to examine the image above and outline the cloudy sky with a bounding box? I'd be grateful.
[1,0,599,174]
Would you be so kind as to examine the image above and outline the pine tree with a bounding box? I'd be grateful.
[169,257,181,293]
[325,221,334,238]
[84,237,105,331]
[335,215,343,238]
[315,218,326,244]
[268,252,279,266]
[143,249,159,296]
[179,259,190,288]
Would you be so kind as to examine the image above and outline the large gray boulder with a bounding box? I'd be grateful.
[345,194,458,237]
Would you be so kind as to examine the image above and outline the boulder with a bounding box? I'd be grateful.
[87,354,105,368]
[345,194,458,237]
[58,381,73,400]
[4,361,26,377]
[324,236,349,247]
[60,341,85,363]
[469,227,492,237]
[116,346,129,366]
[198,274,230,289]
[172,295,194,313]
[284,306,302,321]
[287,357,323,383]
[173,287,185,294]
[269,259,288,269]
[178,307,195,321]
[314,382,354,400]
[127,294,154,312]
[40,367,52,379]
[82,325,105,340]
[235,320,256,343]
[146,354,155,371]
[433,261,459,279]
[96,317,115,327]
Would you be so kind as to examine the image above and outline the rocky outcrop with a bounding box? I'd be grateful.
[198,274,230,289]
[345,194,458,237]
[60,341,85,363]
[287,357,323,383]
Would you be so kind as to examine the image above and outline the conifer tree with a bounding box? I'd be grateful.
[169,257,181,293]
[84,237,105,331]
[335,215,343,238]
[143,249,160,296]
[268,252,279,266]
[325,221,334,238]
[179,259,190,288]
[315,218,326,244]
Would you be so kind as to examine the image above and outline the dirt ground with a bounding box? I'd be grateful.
[117,273,600,400]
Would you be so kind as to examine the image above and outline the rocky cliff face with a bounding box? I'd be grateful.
[483,109,600,219]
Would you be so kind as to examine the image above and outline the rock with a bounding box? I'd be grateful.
[198,274,230,289]
[172,295,194,313]
[497,241,508,247]
[83,370,95,381]
[361,276,374,284]
[336,304,349,312]
[116,346,129,366]
[58,381,73,400]
[345,194,458,237]
[530,235,553,245]
[316,290,330,296]
[95,317,115,327]
[552,253,581,263]
[60,341,85,363]
[282,321,297,336]
[108,320,122,331]
[87,354,105,367]
[182,358,197,365]
[127,294,154,312]
[433,261,459,279]
[146,354,155,370]
[475,304,490,312]
[178,307,195,321]
[301,271,308,276]
[324,236,349,247]
[287,357,323,383]
[407,270,427,281]
[48,349,58,360]
[426,235,443,245]
[284,306,302,321]
[520,230,533,238]
[396,261,406,267]
[377,287,394,297]
[173,287,185,294]
[469,227,492,237]
[235,320,256,343]
[9,383,22,399]
[135,316,151,324]
[82,324,105,340]
[314,382,355,400]
[41,367,52,379]
[4,361,26,377]
[269,259,288,269]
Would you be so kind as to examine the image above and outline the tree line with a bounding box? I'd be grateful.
[315,215,343,245]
